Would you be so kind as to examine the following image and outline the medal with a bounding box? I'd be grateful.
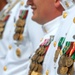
[29,36,53,75]
[65,56,73,67]
[67,64,74,75]
[59,66,68,74]
[13,10,28,41]
[57,42,75,75]
[54,37,65,62]
[58,55,66,66]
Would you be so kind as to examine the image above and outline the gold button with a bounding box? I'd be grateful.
[63,12,68,18]
[16,48,21,57]
[46,70,49,75]
[73,17,75,23]
[65,1,69,7]
[14,24,16,26]
[20,1,24,6]
[4,66,7,71]
[53,41,57,47]
[7,7,10,10]
[40,38,43,42]
[44,29,48,33]
[9,45,12,49]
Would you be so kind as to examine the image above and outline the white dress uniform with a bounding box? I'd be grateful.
[26,16,62,75]
[26,0,75,75]
[0,0,44,75]
[42,1,75,75]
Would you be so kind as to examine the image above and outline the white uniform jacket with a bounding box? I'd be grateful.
[0,0,44,75]
[42,5,75,75]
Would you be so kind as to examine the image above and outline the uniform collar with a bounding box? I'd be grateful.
[42,16,62,34]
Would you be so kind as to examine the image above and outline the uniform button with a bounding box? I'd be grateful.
[65,1,69,7]
[46,70,49,75]
[9,45,12,49]
[73,17,75,23]
[40,38,43,42]
[3,66,7,71]
[20,1,24,6]
[53,41,57,47]
[44,29,48,33]
[63,12,68,18]
[16,48,21,57]
[14,24,16,26]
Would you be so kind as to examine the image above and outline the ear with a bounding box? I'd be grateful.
[54,0,61,8]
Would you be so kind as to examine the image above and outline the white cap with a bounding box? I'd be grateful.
[60,0,75,10]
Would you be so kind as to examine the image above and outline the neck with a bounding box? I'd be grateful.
[49,5,64,21]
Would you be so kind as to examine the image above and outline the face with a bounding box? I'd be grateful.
[27,0,53,24]
[27,0,63,24]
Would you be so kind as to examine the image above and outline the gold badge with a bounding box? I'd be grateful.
[63,12,68,18]
[53,41,57,47]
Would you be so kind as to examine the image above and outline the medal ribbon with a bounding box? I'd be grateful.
[58,37,65,49]
[62,42,75,60]
[28,36,54,75]
[19,10,28,19]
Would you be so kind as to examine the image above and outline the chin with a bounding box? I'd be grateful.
[31,16,43,24]
[31,16,37,21]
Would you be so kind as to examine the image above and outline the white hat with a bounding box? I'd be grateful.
[60,0,75,10]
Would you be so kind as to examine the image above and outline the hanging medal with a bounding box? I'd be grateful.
[13,10,28,42]
[57,22,75,75]
[28,35,54,75]
[0,14,10,39]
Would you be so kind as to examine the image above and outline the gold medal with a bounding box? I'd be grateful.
[0,28,4,33]
[58,55,66,66]
[65,56,73,67]
[30,62,36,71]
[37,56,44,64]
[67,64,74,75]
[13,33,19,40]
[16,18,25,27]
[59,66,68,74]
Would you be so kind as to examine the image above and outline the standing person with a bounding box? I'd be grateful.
[26,0,75,75]
[0,0,44,75]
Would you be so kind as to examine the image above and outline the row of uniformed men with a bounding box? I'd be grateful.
[0,0,75,75]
